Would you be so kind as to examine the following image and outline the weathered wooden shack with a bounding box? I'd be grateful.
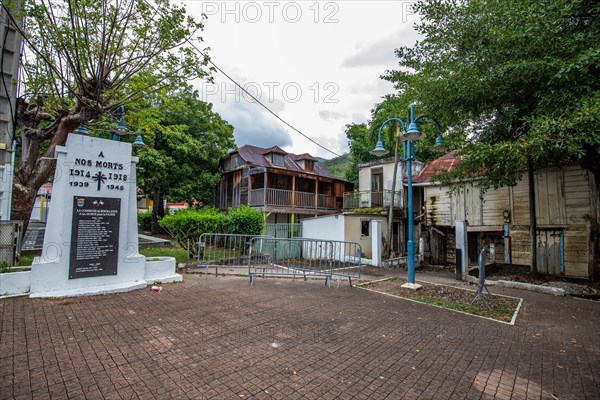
[414,152,599,278]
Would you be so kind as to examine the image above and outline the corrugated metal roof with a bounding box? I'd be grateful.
[236,144,333,178]
[262,145,287,155]
[413,150,461,184]
[293,153,318,162]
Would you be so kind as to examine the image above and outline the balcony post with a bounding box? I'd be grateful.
[292,176,296,207]
[315,178,319,209]
[247,170,252,205]
[263,172,267,206]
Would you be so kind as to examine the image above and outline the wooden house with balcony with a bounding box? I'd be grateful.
[216,145,353,223]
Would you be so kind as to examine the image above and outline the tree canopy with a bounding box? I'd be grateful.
[130,85,234,231]
[344,94,464,185]
[7,0,210,228]
[384,0,600,189]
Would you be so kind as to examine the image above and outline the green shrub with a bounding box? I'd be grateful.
[138,211,152,231]
[223,205,264,235]
[159,208,225,258]
[158,206,264,259]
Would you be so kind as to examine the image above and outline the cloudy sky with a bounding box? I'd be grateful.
[184,1,421,159]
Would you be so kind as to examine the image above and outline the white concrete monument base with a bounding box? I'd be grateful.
[28,134,182,298]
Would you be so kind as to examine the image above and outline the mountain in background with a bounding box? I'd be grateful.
[318,153,353,181]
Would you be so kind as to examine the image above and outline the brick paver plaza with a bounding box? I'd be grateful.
[1,272,599,399]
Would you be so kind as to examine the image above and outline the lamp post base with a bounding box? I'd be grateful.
[401,282,423,290]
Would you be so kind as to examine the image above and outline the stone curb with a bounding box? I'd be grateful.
[465,275,566,296]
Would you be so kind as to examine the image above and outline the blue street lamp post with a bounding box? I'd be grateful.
[73,105,145,146]
[371,103,444,288]
[110,106,145,146]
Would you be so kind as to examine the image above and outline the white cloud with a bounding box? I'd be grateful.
[185,1,422,158]
[341,28,419,68]
[318,110,348,122]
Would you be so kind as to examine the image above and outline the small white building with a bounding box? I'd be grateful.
[342,157,424,255]
[302,213,385,266]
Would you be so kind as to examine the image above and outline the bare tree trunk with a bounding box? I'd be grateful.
[10,183,37,235]
[151,189,165,234]
[386,128,401,259]
[527,156,538,277]
[11,117,79,234]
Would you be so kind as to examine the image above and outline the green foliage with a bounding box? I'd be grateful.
[319,154,353,181]
[21,0,208,115]
[349,208,384,214]
[384,0,600,187]
[159,208,225,258]
[138,212,152,232]
[344,123,377,186]
[222,205,264,236]
[10,0,212,229]
[133,85,235,208]
[140,246,189,265]
[345,94,465,185]
[158,206,264,258]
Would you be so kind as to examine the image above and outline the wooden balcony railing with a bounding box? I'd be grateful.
[249,188,335,210]
[342,190,402,209]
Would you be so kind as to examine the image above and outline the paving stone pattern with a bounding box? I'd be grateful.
[1,273,599,399]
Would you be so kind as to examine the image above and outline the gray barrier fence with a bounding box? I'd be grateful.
[197,233,275,277]
[248,237,363,287]
[196,234,364,287]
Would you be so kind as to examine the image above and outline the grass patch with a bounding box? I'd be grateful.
[358,277,521,323]
[19,246,190,266]
[140,246,189,264]
[20,253,39,266]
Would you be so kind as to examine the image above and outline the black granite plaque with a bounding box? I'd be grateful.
[69,196,121,279]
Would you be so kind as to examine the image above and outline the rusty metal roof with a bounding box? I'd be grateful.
[293,153,318,162]
[412,150,461,184]
[234,145,333,177]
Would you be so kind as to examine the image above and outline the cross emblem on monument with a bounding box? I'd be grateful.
[92,171,107,191]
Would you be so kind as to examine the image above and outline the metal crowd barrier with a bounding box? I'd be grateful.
[248,237,363,287]
[197,233,275,277]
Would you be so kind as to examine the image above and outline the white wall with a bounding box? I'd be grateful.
[358,160,404,193]
[301,213,387,259]
[301,214,345,242]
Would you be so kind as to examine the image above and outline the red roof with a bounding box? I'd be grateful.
[412,150,461,184]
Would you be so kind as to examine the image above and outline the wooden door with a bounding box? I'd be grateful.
[536,230,563,275]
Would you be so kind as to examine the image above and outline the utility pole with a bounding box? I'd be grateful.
[0,2,23,221]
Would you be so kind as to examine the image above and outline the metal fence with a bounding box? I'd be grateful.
[196,234,364,288]
[196,233,275,277]
[248,237,363,287]
[263,223,302,238]
[0,220,22,266]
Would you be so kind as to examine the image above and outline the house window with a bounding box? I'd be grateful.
[233,154,244,168]
[267,152,284,167]
[304,160,314,172]
[361,219,371,237]
[371,168,384,207]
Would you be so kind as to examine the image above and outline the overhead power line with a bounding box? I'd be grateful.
[188,41,341,158]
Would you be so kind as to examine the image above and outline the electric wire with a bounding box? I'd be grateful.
[2,2,342,158]
[189,40,341,157]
